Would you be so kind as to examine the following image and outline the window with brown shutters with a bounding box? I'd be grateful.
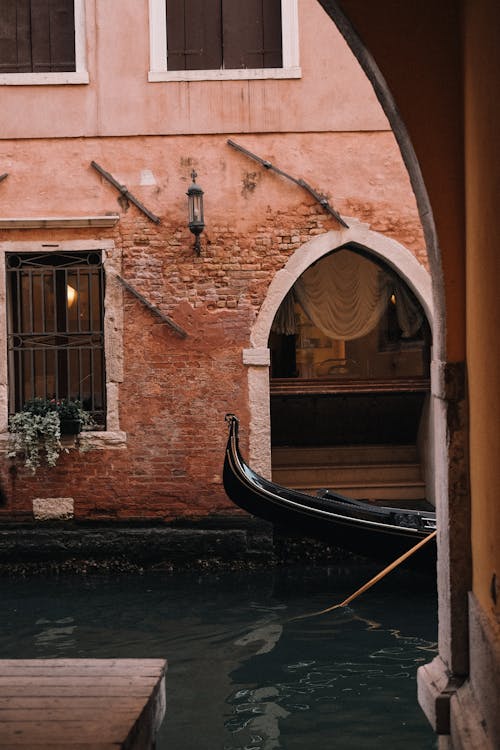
[166,0,282,72]
[0,0,76,74]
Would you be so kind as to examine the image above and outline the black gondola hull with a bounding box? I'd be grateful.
[223,414,436,568]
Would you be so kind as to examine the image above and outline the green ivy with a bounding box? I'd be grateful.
[8,398,96,473]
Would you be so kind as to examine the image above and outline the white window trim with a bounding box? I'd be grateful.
[0,240,126,449]
[0,0,89,86]
[148,0,301,82]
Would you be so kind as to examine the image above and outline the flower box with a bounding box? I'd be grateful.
[59,418,82,436]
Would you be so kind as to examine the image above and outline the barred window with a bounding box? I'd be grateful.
[6,250,105,426]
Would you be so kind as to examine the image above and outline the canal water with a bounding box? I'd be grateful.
[0,561,437,749]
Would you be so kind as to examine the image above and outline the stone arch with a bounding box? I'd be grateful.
[245,1,468,725]
[243,219,435,490]
[315,1,445,364]
[310,3,467,689]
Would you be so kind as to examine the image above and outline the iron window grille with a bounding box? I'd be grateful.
[6,250,106,426]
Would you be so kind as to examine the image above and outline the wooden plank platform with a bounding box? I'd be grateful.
[0,659,167,749]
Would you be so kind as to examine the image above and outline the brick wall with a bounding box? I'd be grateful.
[0,132,426,522]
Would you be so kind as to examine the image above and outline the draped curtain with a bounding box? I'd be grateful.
[272,250,423,341]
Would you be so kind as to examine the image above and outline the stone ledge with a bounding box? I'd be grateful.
[0,521,274,567]
[78,430,127,449]
[32,497,74,521]
[0,215,119,228]
[242,347,270,366]
[0,430,127,454]
[0,519,355,571]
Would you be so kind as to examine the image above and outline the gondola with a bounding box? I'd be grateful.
[223,414,436,567]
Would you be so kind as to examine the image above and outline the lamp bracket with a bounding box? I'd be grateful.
[116,275,188,338]
[91,161,161,224]
[227,139,348,228]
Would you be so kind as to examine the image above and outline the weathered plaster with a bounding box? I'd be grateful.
[448,680,494,750]
[457,593,500,750]
[423,362,471,684]
[0,0,388,139]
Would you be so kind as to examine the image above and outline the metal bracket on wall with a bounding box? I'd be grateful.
[117,275,188,339]
[91,161,161,224]
[227,139,349,228]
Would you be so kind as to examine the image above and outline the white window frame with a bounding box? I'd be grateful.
[0,0,89,86]
[148,0,300,82]
[0,240,126,450]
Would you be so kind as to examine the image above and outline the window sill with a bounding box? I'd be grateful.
[0,71,89,86]
[0,216,120,229]
[0,430,127,452]
[148,67,301,83]
[78,430,127,449]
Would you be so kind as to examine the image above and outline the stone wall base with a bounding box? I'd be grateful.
[418,593,499,750]
[0,517,359,573]
[0,517,274,570]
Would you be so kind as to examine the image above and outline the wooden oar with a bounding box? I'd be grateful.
[290,529,437,622]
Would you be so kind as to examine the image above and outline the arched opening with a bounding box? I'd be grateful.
[313,3,473,729]
[268,243,432,506]
[244,221,435,503]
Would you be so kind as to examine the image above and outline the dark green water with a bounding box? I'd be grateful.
[0,562,437,749]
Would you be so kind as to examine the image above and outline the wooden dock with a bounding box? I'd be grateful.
[0,659,167,749]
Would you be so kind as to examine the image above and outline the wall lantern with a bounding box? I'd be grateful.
[187,170,205,255]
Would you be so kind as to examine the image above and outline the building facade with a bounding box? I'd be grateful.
[1,2,498,749]
[0,0,431,523]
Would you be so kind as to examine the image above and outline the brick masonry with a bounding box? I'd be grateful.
[0,133,427,524]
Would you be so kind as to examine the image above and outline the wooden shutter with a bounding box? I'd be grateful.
[0,0,75,74]
[31,0,75,73]
[263,0,282,68]
[0,0,33,73]
[46,0,75,72]
[222,0,282,69]
[166,0,186,70]
[167,0,222,71]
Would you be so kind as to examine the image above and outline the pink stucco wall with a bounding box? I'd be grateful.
[0,0,387,140]
[0,132,423,254]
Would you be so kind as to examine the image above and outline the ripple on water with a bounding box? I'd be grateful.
[0,565,438,749]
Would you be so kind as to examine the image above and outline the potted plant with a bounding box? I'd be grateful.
[56,398,95,435]
[8,397,95,473]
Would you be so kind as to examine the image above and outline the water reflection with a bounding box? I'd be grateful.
[0,563,437,749]
[34,616,76,651]
[225,595,437,750]
[235,619,284,655]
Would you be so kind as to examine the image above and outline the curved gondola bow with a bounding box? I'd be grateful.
[223,414,436,567]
